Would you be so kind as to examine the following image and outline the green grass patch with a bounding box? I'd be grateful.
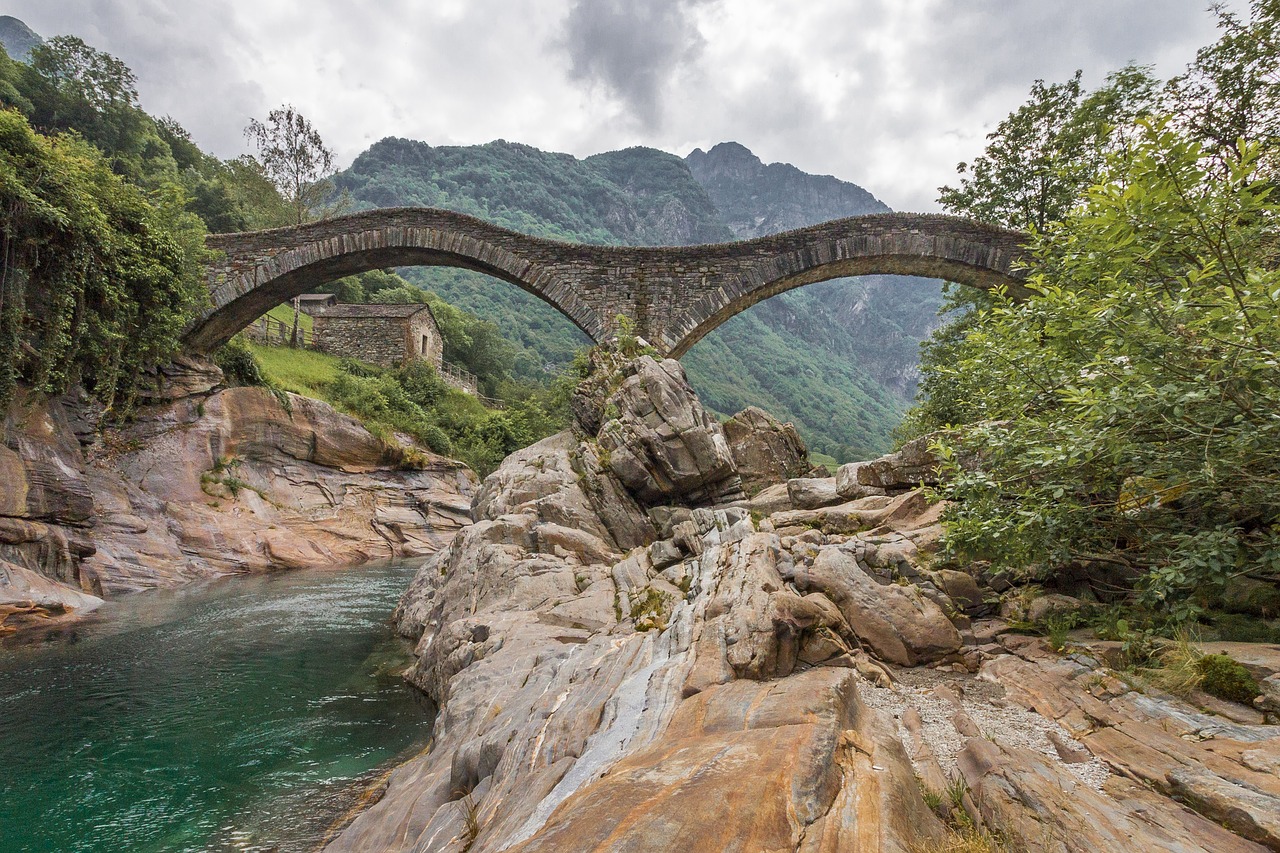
[262,303,314,333]
[248,344,343,397]
[808,450,838,474]
[239,343,564,475]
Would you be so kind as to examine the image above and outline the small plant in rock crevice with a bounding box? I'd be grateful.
[629,587,670,632]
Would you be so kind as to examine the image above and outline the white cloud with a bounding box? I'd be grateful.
[7,0,1246,212]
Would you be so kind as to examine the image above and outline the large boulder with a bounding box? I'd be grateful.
[136,353,224,401]
[836,435,942,496]
[787,477,842,510]
[592,357,744,507]
[721,406,808,496]
[471,431,653,553]
[795,544,962,666]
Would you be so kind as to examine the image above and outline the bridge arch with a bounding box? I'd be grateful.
[187,208,601,353]
[656,214,1033,357]
[188,209,1031,357]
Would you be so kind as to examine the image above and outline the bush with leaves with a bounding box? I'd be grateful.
[929,119,1280,621]
[0,109,207,411]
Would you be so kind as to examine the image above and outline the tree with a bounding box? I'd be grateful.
[244,104,338,224]
[938,65,1159,232]
[928,119,1280,619]
[0,110,207,411]
[902,66,1161,434]
[20,36,166,180]
[1165,0,1280,175]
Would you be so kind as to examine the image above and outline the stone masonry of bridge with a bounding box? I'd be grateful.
[189,208,1032,357]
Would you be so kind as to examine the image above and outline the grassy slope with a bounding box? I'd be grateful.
[262,304,313,332]
[248,344,337,397]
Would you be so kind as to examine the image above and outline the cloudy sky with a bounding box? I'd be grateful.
[8,1,1246,211]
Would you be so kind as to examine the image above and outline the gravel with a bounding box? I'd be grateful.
[859,664,1112,791]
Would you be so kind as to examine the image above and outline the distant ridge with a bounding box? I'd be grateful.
[686,142,890,236]
[0,16,41,62]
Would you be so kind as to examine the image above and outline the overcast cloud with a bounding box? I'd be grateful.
[6,0,1247,211]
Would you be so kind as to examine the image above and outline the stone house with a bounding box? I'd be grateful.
[311,303,444,369]
[295,293,337,312]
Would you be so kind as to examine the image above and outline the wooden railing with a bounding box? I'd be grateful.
[243,315,313,348]
[439,361,506,409]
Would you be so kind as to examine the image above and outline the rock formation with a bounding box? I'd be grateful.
[1,379,475,631]
[328,352,1280,853]
[326,355,956,851]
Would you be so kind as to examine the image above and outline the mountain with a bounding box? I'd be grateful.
[337,137,730,245]
[335,139,731,376]
[680,143,945,450]
[333,139,943,460]
[0,16,41,61]
[686,141,890,233]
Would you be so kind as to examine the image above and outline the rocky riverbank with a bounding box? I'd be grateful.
[0,371,475,634]
[328,352,1280,853]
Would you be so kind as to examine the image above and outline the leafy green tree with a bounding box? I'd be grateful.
[245,105,340,224]
[0,109,207,410]
[21,36,173,182]
[938,65,1158,233]
[1166,0,1280,174]
[0,45,31,113]
[904,67,1161,435]
[931,119,1280,618]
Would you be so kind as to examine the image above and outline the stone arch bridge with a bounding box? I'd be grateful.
[189,208,1032,357]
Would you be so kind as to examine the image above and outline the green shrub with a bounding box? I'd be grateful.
[420,424,452,455]
[1207,613,1280,644]
[1196,654,1260,704]
[215,336,265,386]
[0,109,208,411]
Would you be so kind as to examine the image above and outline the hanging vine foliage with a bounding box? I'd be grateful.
[0,108,208,413]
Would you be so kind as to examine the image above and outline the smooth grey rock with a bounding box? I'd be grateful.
[787,477,842,509]
[796,545,962,666]
[721,406,808,496]
[595,357,744,507]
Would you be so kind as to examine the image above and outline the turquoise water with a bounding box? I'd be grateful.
[0,562,435,853]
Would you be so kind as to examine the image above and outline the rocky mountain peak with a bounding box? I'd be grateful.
[0,16,41,62]
[685,141,764,182]
[684,141,890,238]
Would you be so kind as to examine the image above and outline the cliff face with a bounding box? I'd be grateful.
[0,16,41,62]
[0,380,476,633]
[685,141,890,237]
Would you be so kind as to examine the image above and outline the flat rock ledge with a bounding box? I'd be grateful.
[326,355,1280,853]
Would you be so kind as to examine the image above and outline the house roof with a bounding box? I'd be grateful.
[313,302,435,320]
[296,293,336,301]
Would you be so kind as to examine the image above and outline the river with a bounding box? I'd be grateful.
[0,561,435,853]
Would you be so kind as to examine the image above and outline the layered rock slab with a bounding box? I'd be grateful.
[1,384,475,616]
[327,356,948,852]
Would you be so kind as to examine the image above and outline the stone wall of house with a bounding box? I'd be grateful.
[313,316,410,367]
[409,311,443,368]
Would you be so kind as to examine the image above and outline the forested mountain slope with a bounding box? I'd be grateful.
[333,138,943,460]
